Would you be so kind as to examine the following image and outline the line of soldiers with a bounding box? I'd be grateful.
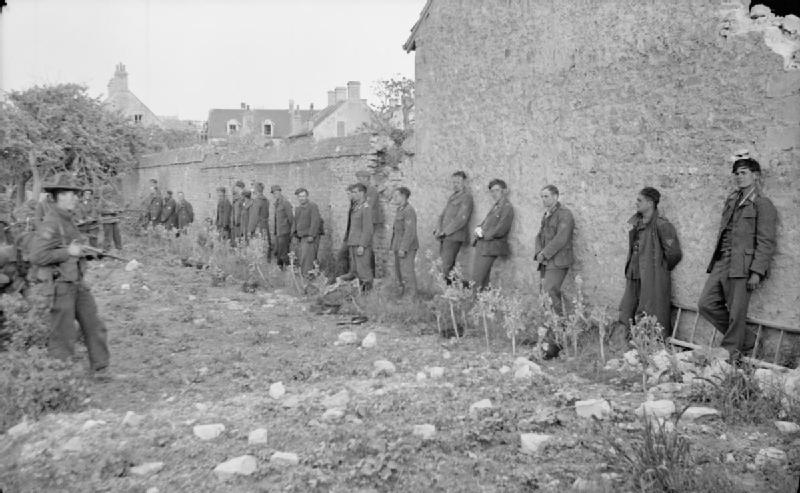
[141,179,195,232]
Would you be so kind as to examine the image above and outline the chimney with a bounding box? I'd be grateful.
[310,102,314,111]
[327,90,336,107]
[335,86,347,103]
[291,112,302,134]
[347,81,361,101]
[289,99,295,113]
[240,102,246,110]
[107,63,129,95]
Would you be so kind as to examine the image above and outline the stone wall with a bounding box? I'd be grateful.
[124,134,394,275]
[405,0,800,327]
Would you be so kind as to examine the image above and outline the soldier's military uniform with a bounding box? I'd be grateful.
[346,198,374,288]
[176,197,194,230]
[535,202,575,315]
[28,174,110,374]
[230,187,244,243]
[248,185,271,248]
[146,189,162,227]
[273,189,294,269]
[160,193,177,229]
[390,202,418,297]
[437,188,474,283]
[472,195,514,291]
[292,200,321,276]
[98,188,123,251]
[215,189,232,239]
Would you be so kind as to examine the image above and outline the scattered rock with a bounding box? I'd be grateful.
[130,462,164,476]
[623,350,640,367]
[681,406,720,422]
[416,371,427,382]
[442,350,451,360]
[774,421,800,434]
[124,259,140,271]
[498,365,511,374]
[193,423,225,440]
[754,447,787,468]
[428,366,445,379]
[412,424,436,440]
[575,399,612,420]
[512,358,543,379]
[214,455,257,480]
[321,408,345,423]
[269,382,286,399]
[469,399,492,414]
[248,428,268,444]
[725,453,736,463]
[146,488,159,493]
[282,396,301,408]
[62,436,83,452]
[750,4,771,18]
[81,419,106,431]
[336,331,359,345]
[373,360,396,377]
[603,359,621,371]
[192,318,206,327]
[520,433,553,455]
[188,295,197,301]
[194,402,209,412]
[122,411,143,427]
[270,451,299,466]
[7,419,32,438]
[226,301,243,311]
[635,400,675,419]
[361,332,376,348]
[321,390,350,409]
[120,283,130,290]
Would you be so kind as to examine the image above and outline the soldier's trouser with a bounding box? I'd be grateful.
[275,234,291,268]
[698,256,755,356]
[299,238,319,277]
[348,246,374,284]
[618,278,641,326]
[102,223,123,250]
[336,244,350,277]
[393,250,417,297]
[48,281,109,371]
[218,226,230,240]
[540,267,569,315]
[440,239,463,283]
[472,254,497,291]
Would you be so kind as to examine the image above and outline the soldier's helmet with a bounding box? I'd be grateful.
[42,173,83,193]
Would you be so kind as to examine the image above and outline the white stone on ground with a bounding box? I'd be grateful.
[750,4,772,18]
[321,390,350,409]
[214,455,257,480]
[603,359,621,371]
[754,447,787,468]
[574,399,612,420]
[513,358,543,380]
[782,14,800,35]
[124,259,140,271]
[412,424,436,439]
[81,419,106,431]
[248,428,268,444]
[634,400,675,419]
[428,366,445,379]
[416,371,427,382]
[130,462,164,476]
[336,331,358,345]
[122,411,143,427]
[7,420,32,438]
[520,433,553,454]
[270,451,299,466]
[62,437,83,452]
[774,421,800,434]
[681,406,720,422]
[269,382,286,399]
[361,332,376,348]
[193,423,225,440]
[120,283,130,290]
[498,365,511,374]
[373,360,396,377]
[321,408,345,423]
[469,399,492,414]
[622,350,640,366]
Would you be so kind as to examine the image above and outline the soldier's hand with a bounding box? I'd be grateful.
[398,250,406,258]
[357,246,365,256]
[746,272,761,291]
[67,243,83,257]
[306,236,315,243]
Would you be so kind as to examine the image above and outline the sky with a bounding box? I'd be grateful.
[0,0,422,121]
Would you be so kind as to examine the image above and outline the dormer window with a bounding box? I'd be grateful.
[262,120,274,137]
[227,119,239,134]
[133,114,143,123]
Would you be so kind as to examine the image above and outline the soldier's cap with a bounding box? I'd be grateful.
[270,185,282,193]
[732,157,761,174]
[234,180,246,189]
[216,186,227,193]
[355,170,371,178]
[42,173,83,193]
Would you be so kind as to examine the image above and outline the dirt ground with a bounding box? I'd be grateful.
[1,242,799,493]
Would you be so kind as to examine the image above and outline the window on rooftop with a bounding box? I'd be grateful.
[227,119,239,135]
[262,120,274,137]
[133,114,143,123]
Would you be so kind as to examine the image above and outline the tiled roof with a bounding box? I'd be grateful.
[403,0,432,52]
[206,108,316,139]
[288,102,344,138]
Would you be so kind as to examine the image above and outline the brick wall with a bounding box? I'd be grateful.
[405,0,800,327]
[124,134,395,275]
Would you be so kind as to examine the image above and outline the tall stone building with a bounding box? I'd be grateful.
[104,63,163,128]
[402,0,800,326]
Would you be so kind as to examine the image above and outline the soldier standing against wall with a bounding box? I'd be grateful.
[29,173,111,381]
[144,179,162,228]
[248,182,271,252]
[240,190,253,243]
[160,191,177,230]
[697,155,778,361]
[292,188,322,277]
[472,179,515,291]
[390,186,418,298]
[76,189,100,247]
[215,187,232,240]
[98,185,123,251]
[271,185,294,269]
[230,181,245,244]
[175,192,194,232]
[434,171,474,284]
[534,185,575,315]
[343,183,374,291]
[617,187,683,336]
[355,170,383,276]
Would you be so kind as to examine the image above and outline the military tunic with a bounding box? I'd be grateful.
[390,203,418,297]
[472,196,514,291]
[346,200,374,285]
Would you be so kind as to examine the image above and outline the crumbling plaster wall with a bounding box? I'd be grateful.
[406,0,800,326]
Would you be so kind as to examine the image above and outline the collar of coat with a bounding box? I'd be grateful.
[727,187,758,207]
[544,201,561,217]
[628,209,659,227]
[449,189,467,200]
[492,196,510,210]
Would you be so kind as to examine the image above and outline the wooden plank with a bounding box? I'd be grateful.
[773,330,785,365]
[752,324,763,360]
[671,301,800,334]
[665,337,790,372]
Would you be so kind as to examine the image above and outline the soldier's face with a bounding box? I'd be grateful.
[540,190,557,208]
[392,190,406,206]
[58,191,78,211]
[489,185,504,202]
[734,168,756,190]
[450,176,464,192]
[178,193,184,201]
[636,195,653,214]
[297,192,308,205]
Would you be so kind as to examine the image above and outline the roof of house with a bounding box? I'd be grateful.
[105,89,162,125]
[403,0,432,52]
[206,108,316,139]
[287,101,345,138]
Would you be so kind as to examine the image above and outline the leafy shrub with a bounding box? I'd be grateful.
[0,348,89,432]
[0,291,51,351]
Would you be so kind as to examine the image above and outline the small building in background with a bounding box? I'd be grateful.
[291,81,379,140]
[104,63,163,128]
[206,102,317,141]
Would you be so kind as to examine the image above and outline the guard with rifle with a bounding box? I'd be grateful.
[28,173,112,381]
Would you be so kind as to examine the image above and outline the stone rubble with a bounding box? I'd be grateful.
[635,400,675,419]
[248,428,268,444]
[361,332,377,348]
[773,421,800,434]
[681,406,720,422]
[574,399,612,420]
[193,423,225,440]
[321,408,345,423]
[130,462,164,476]
[373,360,397,377]
[335,331,359,345]
[412,424,436,439]
[428,366,445,379]
[754,447,787,469]
[270,451,300,466]
[520,433,553,455]
[469,399,493,414]
[269,382,286,399]
[122,411,144,427]
[214,455,257,480]
[321,390,350,409]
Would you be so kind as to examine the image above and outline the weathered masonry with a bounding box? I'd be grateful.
[402,0,800,332]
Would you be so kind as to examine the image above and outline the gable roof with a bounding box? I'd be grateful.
[105,89,163,126]
[288,101,345,138]
[206,108,316,139]
[403,0,432,52]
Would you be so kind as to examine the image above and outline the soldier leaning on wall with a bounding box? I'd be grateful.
[215,187,232,240]
[271,185,294,270]
[434,170,474,285]
[230,180,245,244]
[143,179,162,228]
[355,170,383,277]
[471,179,514,292]
[534,184,575,315]
[697,152,778,363]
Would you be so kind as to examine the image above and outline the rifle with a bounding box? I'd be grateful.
[79,244,129,262]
